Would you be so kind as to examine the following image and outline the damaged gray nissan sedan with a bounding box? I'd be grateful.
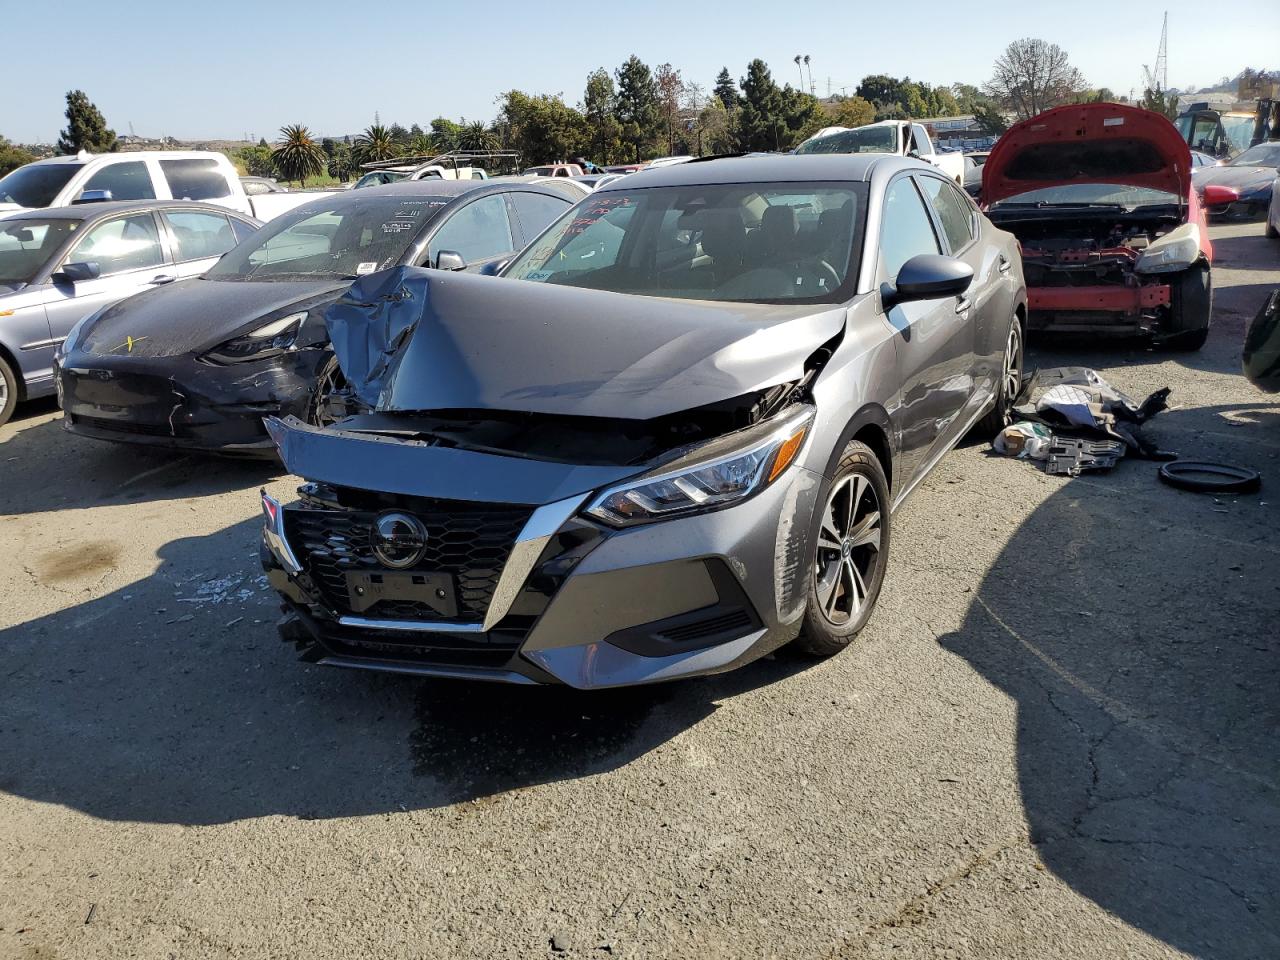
[261,155,1026,688]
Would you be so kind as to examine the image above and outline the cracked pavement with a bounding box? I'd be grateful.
[0,222,1277,959]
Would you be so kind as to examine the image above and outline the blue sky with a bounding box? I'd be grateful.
[6,0,1276,143]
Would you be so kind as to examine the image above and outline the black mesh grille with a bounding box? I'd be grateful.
[657,609,753,643]
[283,502,531,622]
[72,414,176,437]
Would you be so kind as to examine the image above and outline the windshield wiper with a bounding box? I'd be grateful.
[996,201,1129,210]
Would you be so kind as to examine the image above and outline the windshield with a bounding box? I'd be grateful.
[0,218,79,285]
[990,182,1180,209]
[1229,142,1280,168]
[504,182,865,304]
[0,163,81,208]
[206,196,447,281]
[796,126,897,156]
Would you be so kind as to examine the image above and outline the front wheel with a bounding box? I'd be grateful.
[794,440,891,657]
[1164,264,1212,351]
[973,314,1023,437]
[0,355,17,427]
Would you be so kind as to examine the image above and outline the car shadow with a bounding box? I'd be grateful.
[0,406,281,517]
[938,400,1280,959]
[0,514,810,825]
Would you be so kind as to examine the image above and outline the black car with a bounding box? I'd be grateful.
[1191,141,1280,220]
[56,178,580,454]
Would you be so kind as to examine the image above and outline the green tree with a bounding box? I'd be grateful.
[783,88,826,146]
[388,122,411,146]
[322,138,357,181]
[457,120,499,151]
[738,59,786,151]
[693,98,738,154]
[713,67,739,109]
[237,143,275,177]
[828,95,875,128]
[1140,86,1179,120]
[0,136,36,176]
[353,123,399,165]
[57,90,116,154]
[614,55,660,161]
[271,124,325,187]
[496,91,587,163]
[430,117,464,152]
[582,68,622,163]
[973,103,1009,135]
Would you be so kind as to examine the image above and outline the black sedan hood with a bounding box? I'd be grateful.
[326,266,847,421]
[1193,165,1276,196]
[81,277,347,359]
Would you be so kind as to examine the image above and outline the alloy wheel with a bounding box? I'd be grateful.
[814,473,882,625]
[1000,322,1022,424]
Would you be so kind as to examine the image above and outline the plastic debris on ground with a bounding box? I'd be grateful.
[992,366,1175,476]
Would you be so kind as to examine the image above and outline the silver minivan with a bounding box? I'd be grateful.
[0,200,259,423]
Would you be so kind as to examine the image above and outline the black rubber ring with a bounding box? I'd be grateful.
[1158,460,1262,494]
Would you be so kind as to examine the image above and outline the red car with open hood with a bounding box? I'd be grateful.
[982,103,1235,350]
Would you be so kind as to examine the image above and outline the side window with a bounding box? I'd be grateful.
[910,124,932,154]
[230,218,257,244]
[81,161,155,201]
[67,213,163,275]
[879,178,940,280]
[164,210,237,262]
[160,159,232,201]
[918,177,976,252]
[510,192,571,243]
[428,194,514,265]
[242,179,269,196]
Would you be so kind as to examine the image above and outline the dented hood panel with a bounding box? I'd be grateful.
[326,267,845,420]
[983,103,1191,206]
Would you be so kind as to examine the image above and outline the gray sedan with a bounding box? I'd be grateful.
[262,154,1027,687]
[0,200,259,424]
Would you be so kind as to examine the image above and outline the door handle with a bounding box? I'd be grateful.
[997,255,1012,274]
[149,274,176,285]
[955,296,971,314]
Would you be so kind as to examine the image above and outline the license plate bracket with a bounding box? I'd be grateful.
[345,570,458,617]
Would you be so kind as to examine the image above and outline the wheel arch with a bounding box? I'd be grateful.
[817,402,895,496]
[0,339,25,402]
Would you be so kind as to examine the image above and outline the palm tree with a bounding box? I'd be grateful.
[353,123,399,166]
[456,121,499,152]
[271,124,325,187]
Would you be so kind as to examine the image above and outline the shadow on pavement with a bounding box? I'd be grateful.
[0,514,808,825]
[0,407,280,517]
[939,401,1280,959]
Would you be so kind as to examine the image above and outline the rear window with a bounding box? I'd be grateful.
[160,159,231,201]
[82,161,156,202]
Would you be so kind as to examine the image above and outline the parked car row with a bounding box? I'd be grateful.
[2,101,1266,691]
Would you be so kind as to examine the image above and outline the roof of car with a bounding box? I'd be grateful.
[2,199,254,222]
[595,153,917,190]
[26,150,226,166]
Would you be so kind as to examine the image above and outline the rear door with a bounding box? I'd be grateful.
[160,208,242,278]
[41,212,169,372]
[878,174,973,489]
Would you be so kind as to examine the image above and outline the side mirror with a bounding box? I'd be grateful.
[55,261,102,283]
[1201,184,1240,206]
[477,259,510,277]
[72,189,113,205]
[881,254,973,308]
[434,250,467,271]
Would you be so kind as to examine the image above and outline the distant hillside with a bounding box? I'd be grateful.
[1194,68,1277,95]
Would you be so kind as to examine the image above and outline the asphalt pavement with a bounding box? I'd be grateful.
[1,222,1277,960]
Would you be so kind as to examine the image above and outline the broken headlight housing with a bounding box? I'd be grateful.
[1135,223,1201,274]
[585,406,814,527]
[204,311,308,364]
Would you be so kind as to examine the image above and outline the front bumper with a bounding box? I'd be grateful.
[261,430,822,689]
[1206,196,1270,221]
[1025,279,1173,336]
[57,348,327,454]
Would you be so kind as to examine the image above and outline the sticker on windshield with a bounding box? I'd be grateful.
[382,221,415,233]
[525,270,552,281]
[356,261,378,275]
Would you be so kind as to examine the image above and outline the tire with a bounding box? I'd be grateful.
[1164,264,1212,351]
[308,353,346,427]
[0,355,17,427]
[1266,217,1279,240]
[973,313,1024,438]
[794,440,891,657]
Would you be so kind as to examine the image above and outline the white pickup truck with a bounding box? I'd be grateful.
[796,120,967,184]
[0,151,334,222]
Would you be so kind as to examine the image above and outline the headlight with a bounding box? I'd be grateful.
[58,306,108,358]
[1135,223,1201,274]
[203,311,307,364]
[584,407,814,527]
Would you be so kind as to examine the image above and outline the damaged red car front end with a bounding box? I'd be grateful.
[983,103,1215,350]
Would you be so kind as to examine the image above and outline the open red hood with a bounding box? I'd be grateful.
[982,103,1192,206]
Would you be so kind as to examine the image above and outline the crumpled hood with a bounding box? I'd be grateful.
[326,266,846,421]
[983,103,1191,206]
[1192,164,1276,197]
[80,277,346,359]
